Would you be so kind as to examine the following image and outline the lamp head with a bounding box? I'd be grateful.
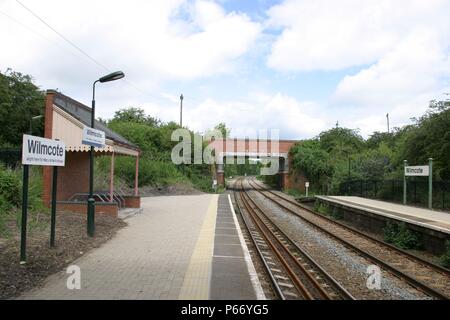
[99,71,125,83]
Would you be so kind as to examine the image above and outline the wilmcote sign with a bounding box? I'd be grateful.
[22,135,65,166]
[82,126,105,148]
[405,165,429,176]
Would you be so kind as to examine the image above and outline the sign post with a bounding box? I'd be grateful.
[21,135,65,263]
[429,158,433,209]
[82,126,105,237]
[20,164,29,263]
[305,182,310,197]
[403,161,432,208]
[403,160,407,205]
[50,165,58,247]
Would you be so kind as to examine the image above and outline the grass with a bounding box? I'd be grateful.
[0,165,49,238]
[285,188,302,197]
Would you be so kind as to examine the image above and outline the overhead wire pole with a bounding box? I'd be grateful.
[180,94,184,127]
[386,113,390,133]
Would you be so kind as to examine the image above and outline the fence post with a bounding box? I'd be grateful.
[374,181,377,198]
[403,160,407,205]
[413,179,417,204]
[428,158,433,209]
[442,187,445,210]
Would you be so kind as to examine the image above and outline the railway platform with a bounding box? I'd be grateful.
[316,196,450,234]
[315,196,450,254]
[19,194,263,300]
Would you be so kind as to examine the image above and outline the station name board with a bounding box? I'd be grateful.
[405,165,429,176]
[22,135,66,166]
[82,126,105,148]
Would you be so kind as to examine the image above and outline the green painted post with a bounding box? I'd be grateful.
[429,158,433,209]
[50,166,58,247]
[403,160,407,205]
[20,165,29,263]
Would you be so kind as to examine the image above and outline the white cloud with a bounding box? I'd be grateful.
[266,0,450,136]
[0,0,261,82]
[332,29,450,136]
[160,92,328,139]
[266,0,450,72]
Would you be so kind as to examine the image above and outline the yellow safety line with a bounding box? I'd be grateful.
[178,194,218,300]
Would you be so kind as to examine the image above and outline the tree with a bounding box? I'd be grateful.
[290,140,334,186]
[398,103,450,180]
[318,127,364,156]
[214,122,230,139]
[110,107,161,127]
[0,70,44,146]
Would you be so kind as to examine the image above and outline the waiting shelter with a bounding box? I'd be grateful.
[42,90,141,218]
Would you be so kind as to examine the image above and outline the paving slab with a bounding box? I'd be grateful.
[20,195,215,300]
[19,193,264,300]
[209,194,264,300]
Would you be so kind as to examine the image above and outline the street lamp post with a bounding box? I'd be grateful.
[87,71,124,237]
[29,115,43,135]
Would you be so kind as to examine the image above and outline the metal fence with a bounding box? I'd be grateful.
[0,148,21,168]
[339,179,450,211]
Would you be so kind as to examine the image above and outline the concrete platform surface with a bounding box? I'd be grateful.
[317,196,450,234]
[19,194,261,300]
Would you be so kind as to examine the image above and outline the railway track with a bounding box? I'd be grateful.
[247,177,450,300]
[234,178,355,300]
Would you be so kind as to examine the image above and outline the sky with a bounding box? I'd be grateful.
[1,0,449,140]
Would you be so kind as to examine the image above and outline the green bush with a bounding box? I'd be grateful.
[440,240,450,268]
[0,194,13,235]
[384,221,422,250]
[0,166,47,237]
[314,201,330,215]
[0,165,21,206]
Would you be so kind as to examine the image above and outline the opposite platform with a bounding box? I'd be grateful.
[316,196,450,234]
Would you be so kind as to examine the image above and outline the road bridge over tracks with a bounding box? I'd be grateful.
[208,139,299,190]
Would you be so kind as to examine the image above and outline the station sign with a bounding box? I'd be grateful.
[22,134,65,167]
[82,126,105,148]
[405,165,429,176]
[305,182,310,188]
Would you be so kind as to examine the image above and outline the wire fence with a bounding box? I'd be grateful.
[339,179,450,211]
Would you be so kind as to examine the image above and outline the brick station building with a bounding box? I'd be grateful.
[42,90,141,218]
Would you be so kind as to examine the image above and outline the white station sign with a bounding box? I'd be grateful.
[82,126,105,148]
[22,135,65,166]
[305,182,310,188]
[405,165,429,176]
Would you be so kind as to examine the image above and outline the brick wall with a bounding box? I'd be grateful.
[43,151,90,205]
[57,152,90,201]
[123,196,141,208]
[56,202,118,218]
[280,172,290,190]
